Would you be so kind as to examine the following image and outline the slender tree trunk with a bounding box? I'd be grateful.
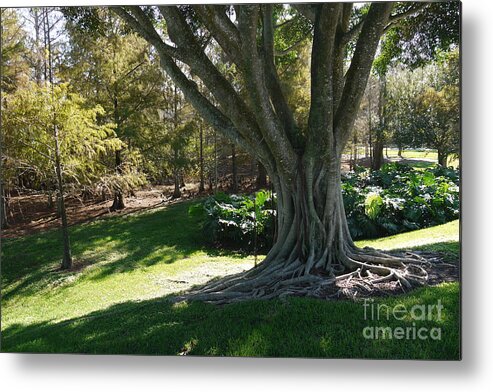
[53,127,72,269]
[351,132,358,170]
[198,123,205,193]
[0,184,9,230]
[214,130,218,193]
[231,144,238,193]
[0,12,6,230]
[371,74,387,171]
[398,145,403,158]
[172,171,181,198]
[110,149,125,211]
[47,179,54,209]
[371,139,384,171]
[44,7,72,269]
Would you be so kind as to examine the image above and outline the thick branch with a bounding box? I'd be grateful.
[236,5,298,179]
[111,6,273,171]
[192,5,243,67]
[111,7,183,61]
[334,3,393,150]
[157,6,270,157]
[261,4,301,150]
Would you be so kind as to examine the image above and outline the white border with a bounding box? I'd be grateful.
[1,0,492,391]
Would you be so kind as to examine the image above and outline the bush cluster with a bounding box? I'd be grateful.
[342,163,459,239]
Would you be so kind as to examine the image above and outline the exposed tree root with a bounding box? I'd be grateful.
[172,248,452,305]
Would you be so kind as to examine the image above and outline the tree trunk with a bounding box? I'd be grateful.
[172,171,181,198]
[110,149,125,211]
[0,183,9,230]
[371,139,384,171]
[231,144,238,193]
[438,150,448,167]
[398,145,403,158]
[45,8,72,270]
[198,123,205,193]
[256,161,267,188]
[54,126,73,270]
[185,154,420,303]
[351,132,358,170]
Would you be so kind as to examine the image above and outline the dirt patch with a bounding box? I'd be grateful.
[152,260,255,298]
[1,184,201,239]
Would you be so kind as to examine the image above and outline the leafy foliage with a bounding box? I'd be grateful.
[342,163,459,239]
[374,1,460,73]
[2,82,122,192]
[189,190,276,252]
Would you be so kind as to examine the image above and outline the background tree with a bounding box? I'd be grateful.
[1,8,31,228]
[383,48,459,166]
[415,49,460,166]
[2,82,121,268]
[366,1,460,170]
[63,9,163,209]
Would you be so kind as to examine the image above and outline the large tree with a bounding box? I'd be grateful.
[110,3,447,302]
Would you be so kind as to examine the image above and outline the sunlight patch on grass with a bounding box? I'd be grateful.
[356,220,459,251]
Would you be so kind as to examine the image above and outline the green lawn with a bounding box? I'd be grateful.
[346,147,459,169]
[1,201,460,359]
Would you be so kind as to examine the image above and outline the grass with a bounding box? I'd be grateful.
[346,147,459,169]
[1,200,460,359]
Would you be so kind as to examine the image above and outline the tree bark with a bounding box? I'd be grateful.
[438,150,448,167]
[54,125,73,270]
[371,74,387,171]
[0,184,9,230]
[172,171,181,199]
[198,123,205,193]
[110,149,125,211]
[371,138,385,170]
[45,7,72,270]
[231,144,238,193]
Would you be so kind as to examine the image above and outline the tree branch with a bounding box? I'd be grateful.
[335,2,393,150]
[236,5,298,178]
[262,4,301,150]
[384,2,429,32]
[192,5,243,67]
[111,7,184,61]
[111,6,276,171]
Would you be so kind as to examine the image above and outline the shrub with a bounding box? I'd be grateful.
[189,190,276,252]
[342,162,459,239]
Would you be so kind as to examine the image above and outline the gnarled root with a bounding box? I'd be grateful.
[172,246,431,305]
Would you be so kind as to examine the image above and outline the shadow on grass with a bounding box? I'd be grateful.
[1,200,208,301]
[1,283,460,359]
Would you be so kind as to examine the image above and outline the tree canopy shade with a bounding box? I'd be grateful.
[95,2,459,302]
